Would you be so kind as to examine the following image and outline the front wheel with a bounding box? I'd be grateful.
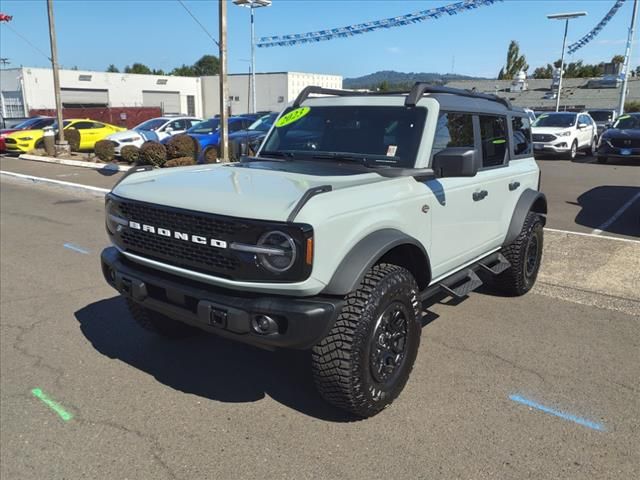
[566,140,578,160]
[494,212,544,296]
[312,264,421,418]
[587,136,597,157]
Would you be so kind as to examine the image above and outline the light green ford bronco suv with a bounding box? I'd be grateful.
[101,84,547,417]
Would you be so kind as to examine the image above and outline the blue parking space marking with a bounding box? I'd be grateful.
[63,243,89,255]
[509,394,605,432]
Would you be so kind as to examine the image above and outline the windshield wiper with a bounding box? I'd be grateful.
[309,152,382,167]
[258,150,295,160]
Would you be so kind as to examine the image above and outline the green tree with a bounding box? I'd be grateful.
[124,63,152,74]
[498,40,529,80]
[377,80,390,91]
[106,64,119,73]
[611,55,625,65]
[171,64,196,76]
[193,55,220,76]
[151,68,165,75]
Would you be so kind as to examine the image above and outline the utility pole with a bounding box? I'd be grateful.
[618,0,638,115]
[218,0,229,161]
[46,0,68,154]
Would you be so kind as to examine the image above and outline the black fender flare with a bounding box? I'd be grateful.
[504,189,547,246]
[322,229,430,296]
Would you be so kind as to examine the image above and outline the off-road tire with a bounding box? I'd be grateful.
[566,140,578,160]
[311,264,421,418]
[494,212,544,296]
[126,299,198,338]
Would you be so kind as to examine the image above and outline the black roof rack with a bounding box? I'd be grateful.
[405,83,512,109]
[292,83,512,110]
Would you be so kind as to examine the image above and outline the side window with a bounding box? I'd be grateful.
[511,116,532,156]
[188,119,200,128]
[168,119,186,131]
[92,122,105,129]
[431,112,475,157]
[479,115,508,168]
[229,121,243,132]
[71,121,94,130]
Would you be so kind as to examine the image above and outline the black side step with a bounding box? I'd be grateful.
[439,270,483,299]
[477,253,510,275]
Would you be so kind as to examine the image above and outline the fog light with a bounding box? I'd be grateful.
[251,315,278,335]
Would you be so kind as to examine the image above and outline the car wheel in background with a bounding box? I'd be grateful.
[587,137,597,157]
[567,140,578,160]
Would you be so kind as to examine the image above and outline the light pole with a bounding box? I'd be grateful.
[47,0,69,154]
[547,11,587,112]
[618,0,638,115]
[233,0,271,114]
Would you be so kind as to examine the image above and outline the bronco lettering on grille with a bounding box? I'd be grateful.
[128,221,228,249]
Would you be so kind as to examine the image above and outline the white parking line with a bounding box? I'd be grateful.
[544,227,640,244]
[591,191,640,236]
[0,170,110,194]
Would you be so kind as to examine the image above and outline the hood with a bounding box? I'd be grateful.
[112,163,387,222]
[601,128,640,140]
[6,128,44,139]
[0,128,20,136]
[532,126,574,135]
[107,129,144,141]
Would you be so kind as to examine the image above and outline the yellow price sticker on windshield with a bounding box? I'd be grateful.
[617,115,630,120]
[275,107,310,127]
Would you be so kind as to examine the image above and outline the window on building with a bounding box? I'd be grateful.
[187,95,195,116]
[479,115,508,167]
[431,112,475,157]
[511,116,532,156]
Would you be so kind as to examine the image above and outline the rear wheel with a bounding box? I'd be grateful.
[312,264,421,418]
[494,212,544,296]
[126,299,199,338]
[587,136,597,156]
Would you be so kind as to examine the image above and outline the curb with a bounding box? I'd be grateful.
[0,170,110,194]
[18,153,131,172]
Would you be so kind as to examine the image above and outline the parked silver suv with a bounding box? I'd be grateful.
[101,84,547,417]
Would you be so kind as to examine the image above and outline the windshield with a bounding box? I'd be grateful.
[248,113,277,132]
[135,118,166,131]
[588,111,614,122]
[187,119,220,134]
[13,117,52,130]
[612,114,640,130]
[533,113,577,128]
[261,106,427,168]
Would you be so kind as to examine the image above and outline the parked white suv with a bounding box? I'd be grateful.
[107,116,202,154]
[100,85,546,417]
[532,112,597,159]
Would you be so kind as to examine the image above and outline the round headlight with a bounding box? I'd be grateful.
[257,230,296,273]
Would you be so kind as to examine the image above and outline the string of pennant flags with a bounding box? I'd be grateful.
[567,0,626,55]
[257,0,503,48]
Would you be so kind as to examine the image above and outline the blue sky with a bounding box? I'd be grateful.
[0,0,637,79]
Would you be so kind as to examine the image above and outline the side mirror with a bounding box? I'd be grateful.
[164,127,173,134]
[578,123,588,129]
[432,147,480,178]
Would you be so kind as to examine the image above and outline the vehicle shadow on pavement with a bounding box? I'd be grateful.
[75,296,355,422]
[571,185,640,237]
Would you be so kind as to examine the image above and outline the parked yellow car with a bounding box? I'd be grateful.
[4,118,125,153]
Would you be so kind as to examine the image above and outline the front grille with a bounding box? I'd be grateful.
[532,134,556,142]
[109,195,312,282]
[4,138,17,144]
[610,138,640,148]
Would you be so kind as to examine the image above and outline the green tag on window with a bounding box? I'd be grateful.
[492,139,507,144]
[275,107,311,127]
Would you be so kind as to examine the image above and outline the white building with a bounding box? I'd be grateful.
[186,71,341,117]
[0,68,342,122]
[0,67,203,119]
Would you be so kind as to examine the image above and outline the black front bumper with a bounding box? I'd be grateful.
[597,144,640,159]
[101,247,343,349]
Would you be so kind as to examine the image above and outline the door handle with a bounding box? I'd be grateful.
[473,190,488,201]
[509,181,520,191]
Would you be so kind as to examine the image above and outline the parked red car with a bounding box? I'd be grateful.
[0,117,55,152]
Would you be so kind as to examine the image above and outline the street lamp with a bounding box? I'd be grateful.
[547,11,587,112]
[233,0,271,114]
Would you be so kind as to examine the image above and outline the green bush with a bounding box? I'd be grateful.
[138,141,167,167]
[164,157,197,168]
[120,145,140,164]
[94,140,115,162]
[165,134,199,160]
[65,128,80,152]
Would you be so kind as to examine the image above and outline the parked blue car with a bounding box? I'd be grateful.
[166,113,277,162]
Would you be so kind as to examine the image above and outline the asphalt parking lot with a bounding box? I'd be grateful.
[1,154,639,479]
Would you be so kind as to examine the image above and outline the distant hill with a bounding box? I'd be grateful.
[343,70,487,89]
